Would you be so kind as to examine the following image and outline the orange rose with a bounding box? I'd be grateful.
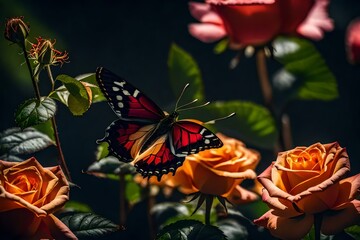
[254,142,360,239]
[163,133,260,203]
[0,157,76,239]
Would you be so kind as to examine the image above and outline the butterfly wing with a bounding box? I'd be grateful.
[98,119,157,162]
[134,120,223,180]
[134,135,185,180]
[170,120,223,156]
[96,67,165,121]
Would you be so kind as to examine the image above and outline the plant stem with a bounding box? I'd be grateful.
[119,173,127,226]
[256,49,272,108]
[256,49,293,151]
[205,195,214,225]
[46,65,72,181]
[145,184,155,240]
[314,213,323,240]
[21,43,41,100]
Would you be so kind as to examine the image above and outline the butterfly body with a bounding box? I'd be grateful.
[96,67,223,179]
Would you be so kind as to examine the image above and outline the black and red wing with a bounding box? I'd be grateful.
[170,120,223,156]
[98,119,156,162]
[133,135,185,180]
[96,67,165,122]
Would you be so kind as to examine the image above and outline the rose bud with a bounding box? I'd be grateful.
[4,16,30,45]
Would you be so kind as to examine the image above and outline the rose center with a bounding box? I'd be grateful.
[288,151,321,170]
[11,175,38,192]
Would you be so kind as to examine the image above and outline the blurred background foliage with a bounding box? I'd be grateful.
[1,0,360,238]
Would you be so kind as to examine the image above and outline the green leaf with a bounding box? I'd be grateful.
[0,154,23,162]
[125,176,141,204]
[56,74,92,116]
[152,202,190,228]
[273,37,338,101]
[96,142,110,161]
[345,225,360,239]
[217,208,274,240]
[156,220,226,240]
[15,97,56,129]
[0,127,54,156]
[75,73,106,103]
[61,212,119,238]
[214,39,228,54]
[64,201,93,213]
[86,156,136,179]
[189,100,278,149]
[168,43,205,104]
[33,119,55,142]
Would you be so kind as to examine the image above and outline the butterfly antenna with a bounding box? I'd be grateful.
[204,112,236,124]
[175,83,190,110]
[176,98,199,110]
[177,101,210,112]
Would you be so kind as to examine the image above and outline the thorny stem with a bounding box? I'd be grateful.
[119,173,127,226]
[46,65,72,181]
[21,43,41,100]
[256,49,292,151]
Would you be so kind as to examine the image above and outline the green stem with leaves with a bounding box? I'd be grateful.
[45,65,72,181]
[256,49,292,151]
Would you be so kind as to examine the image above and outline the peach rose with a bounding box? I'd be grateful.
[0,157,76,239]
[163,133,260,203]
[254,142,360,239]
[188,0,333,48]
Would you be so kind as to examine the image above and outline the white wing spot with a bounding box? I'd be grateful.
[133,89,140,97]
[112,87,120,92]
[205,139,210,144]
[116,95,123,100]
[200,128,206,135]
[114,81,125,87]
[118,102,124,108]
[123,90,131,96]
[205,134,214,138]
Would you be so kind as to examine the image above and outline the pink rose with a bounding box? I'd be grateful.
[189,0,333,49]
[346,18,360,64]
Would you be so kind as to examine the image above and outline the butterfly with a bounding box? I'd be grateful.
[96,67,224,180]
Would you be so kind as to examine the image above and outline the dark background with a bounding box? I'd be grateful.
[1,0,360,230]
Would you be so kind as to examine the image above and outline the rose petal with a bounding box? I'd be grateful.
[0,185,47,216]
[43,214,77,239]
[261,188,300,217]
[188,23,227,43]
[225,185,258,204]
[321,200,360,235]
[254,210,313,240]
[297,0,334,40]
[258,164,299,202]
[206,0,275,5]
[346,18,360,64]
[0,208,43,238]
[40,166,69,214]
[188,2,224,24]
[331,173,360,209]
